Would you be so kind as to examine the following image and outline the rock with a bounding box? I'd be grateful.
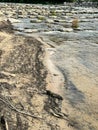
[66,13,73,16]
[37,15,45,21]
[0,19,13,32]
[30,19,42,23]
[55,9,64,13]
[63,28,73,32]
[54,19,59,22]
[0,12,3,17]
[8,18,21,23]
[45,19,54,23]
[49,16,57,19]
[24,29,38,33]
[17,11,22,15]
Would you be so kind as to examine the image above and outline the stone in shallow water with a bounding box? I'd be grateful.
[8,18,21,23]
[63,28,73,32]
[24,29,38,33]
[45,19,54,24]
[30,19,42,23]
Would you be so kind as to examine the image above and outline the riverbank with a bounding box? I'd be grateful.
[0,3,98,130]
[0,23,73,130]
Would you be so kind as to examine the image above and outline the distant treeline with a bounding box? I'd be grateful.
[0,0,97,4]
[0,0,65,4]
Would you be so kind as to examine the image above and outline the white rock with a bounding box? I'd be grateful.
[24,29,38,33]
[8,18,21,23]
[45,19,54,23]
[63,28,73,32]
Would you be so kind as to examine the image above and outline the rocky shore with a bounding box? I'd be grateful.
[0,3,98,130]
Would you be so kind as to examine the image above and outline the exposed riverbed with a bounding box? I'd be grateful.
[0,3,98,130]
